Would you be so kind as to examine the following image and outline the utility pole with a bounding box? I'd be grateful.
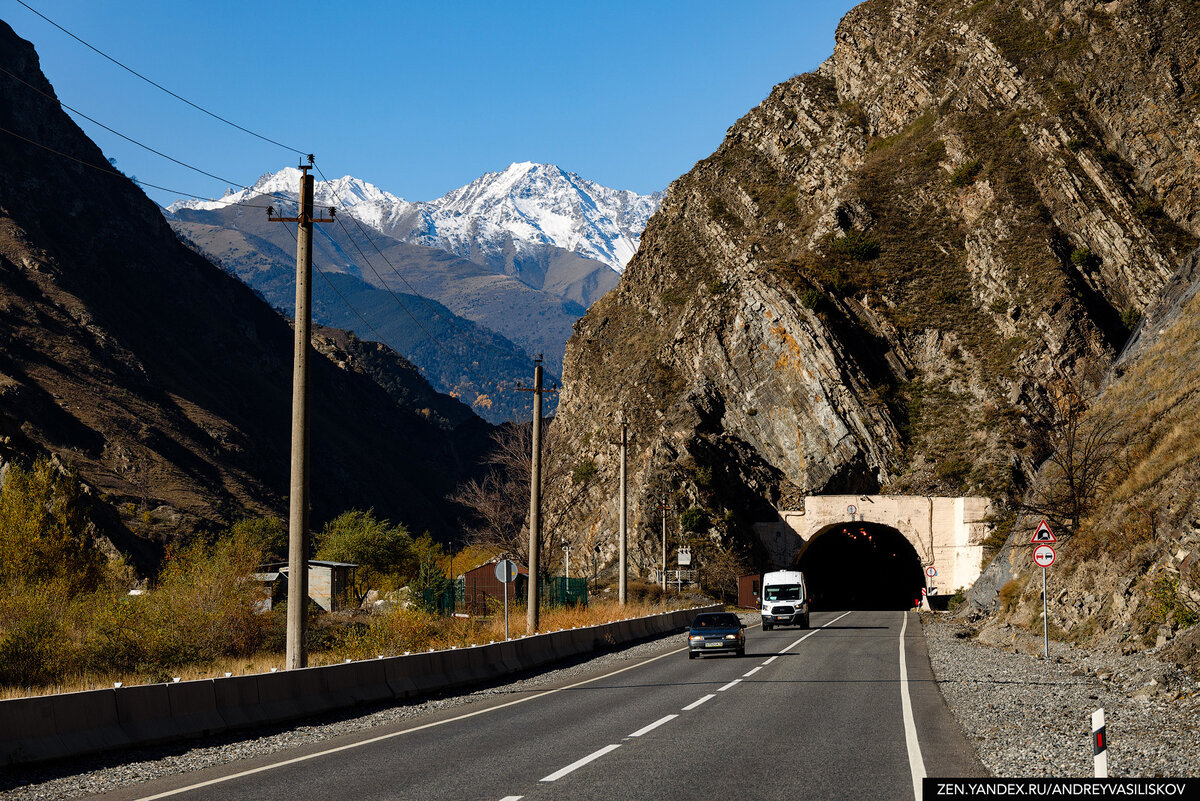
[654,490,671,592]
[268,157,334,670]
[517,357,555,633]
[612,419,629,606]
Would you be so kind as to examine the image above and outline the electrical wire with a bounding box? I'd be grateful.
[12,0,306,156]
[312,163,522,363]
[277,223,392,348]
[0,64,260,193]
[0,122,272,207]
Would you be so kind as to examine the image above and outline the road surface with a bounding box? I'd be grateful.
[95,610,984,801]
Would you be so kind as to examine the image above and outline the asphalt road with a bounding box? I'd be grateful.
[95,610,984,801]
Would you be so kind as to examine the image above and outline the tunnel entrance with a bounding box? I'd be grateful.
[795,522,925,611]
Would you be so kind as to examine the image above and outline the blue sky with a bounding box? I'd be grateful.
[5,1,859,207]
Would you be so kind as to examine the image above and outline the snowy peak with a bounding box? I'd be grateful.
[428,162,661,272]
[169,163,661,273]
[167,169,404,213]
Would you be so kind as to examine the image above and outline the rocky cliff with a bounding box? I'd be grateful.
[544,0,1199,572]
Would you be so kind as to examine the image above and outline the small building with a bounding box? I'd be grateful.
[461,559,528,616]
[738,574,762,609]
[252,570,286,613]
[306,560,357,611]
[259,560,358,612]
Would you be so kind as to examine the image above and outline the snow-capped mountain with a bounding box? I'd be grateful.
[170,167,408,213]
[170,163,662,275]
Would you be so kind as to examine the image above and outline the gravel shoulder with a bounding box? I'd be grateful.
[922,613,1200,778]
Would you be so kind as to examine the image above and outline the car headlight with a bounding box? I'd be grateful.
[689,634,704,641]
[724,633,739,640]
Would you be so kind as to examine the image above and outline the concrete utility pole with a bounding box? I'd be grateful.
[655,491,671,592]
[617,421,628,605]
[269,158,334,670]
[517,357,555,633]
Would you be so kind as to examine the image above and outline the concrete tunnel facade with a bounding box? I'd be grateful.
[753,495,993,603]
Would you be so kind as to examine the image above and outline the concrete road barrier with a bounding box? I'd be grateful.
[114,684,174,745]
[166,680,224,739]
[0,605,720,766]
[0,695,62,764]
[51,689,129,760]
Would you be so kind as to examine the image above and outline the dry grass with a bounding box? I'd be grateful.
[0,597,706,700]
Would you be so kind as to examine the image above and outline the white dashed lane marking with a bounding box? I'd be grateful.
[682,694,715,711]
[540,744,622,782]
[717,679,741,692]
[628,714,677,738]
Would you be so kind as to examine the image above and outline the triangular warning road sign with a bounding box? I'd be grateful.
[1030,520,1057,543]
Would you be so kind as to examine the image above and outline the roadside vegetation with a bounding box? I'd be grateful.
[0,458,705,699]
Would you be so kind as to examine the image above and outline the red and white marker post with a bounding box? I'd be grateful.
[1031,521,1057,658]
[1092,708,1108,777]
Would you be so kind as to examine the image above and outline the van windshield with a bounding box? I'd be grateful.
[764,584,802,601]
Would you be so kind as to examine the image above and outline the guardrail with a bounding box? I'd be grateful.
[1,604,721,766]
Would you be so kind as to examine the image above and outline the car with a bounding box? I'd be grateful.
[687,612,746,659]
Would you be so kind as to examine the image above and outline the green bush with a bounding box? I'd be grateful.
[315,509,416,590]
[572,459,598,485]
[0,459,104,592]
[829,230,880,261]
[950,158,983,187]
[1070,247,1098,269]
[799,287,824,309]
[680,507,709,533]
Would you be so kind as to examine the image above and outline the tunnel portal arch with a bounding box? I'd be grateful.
[795,522,926,610]
[752,495,991,597]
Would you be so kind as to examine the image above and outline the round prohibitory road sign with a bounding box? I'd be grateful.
[1033,544,1056,568]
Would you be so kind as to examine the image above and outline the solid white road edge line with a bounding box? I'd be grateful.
[742,666,762,677]
[778,610,853,653]
[628,714,678,738]
[900,612,928,801]
[682,693,715,711]
[540,744,622,782]
[127,642,689,801]
[717,679,741,692]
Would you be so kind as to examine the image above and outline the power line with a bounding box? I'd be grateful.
[0,64,258,192]
[12,0,306,156]
[312,164,522,363]
[0,122,271,207]
[277,223,391,347]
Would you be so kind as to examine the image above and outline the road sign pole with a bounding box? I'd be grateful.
[1042,565,1049,659]
[504,578,509,641]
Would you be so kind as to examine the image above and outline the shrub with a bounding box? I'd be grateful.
[829,230,880,261]
[999,579,1022,613]
[0,458,104,592]
[316,510,416,590]
[1070,247,1099,269]
[1121,306,1143,332]
[950,159,983,187]
[680,507,709,533]
[572,459,598,485]
[799,287,824,309]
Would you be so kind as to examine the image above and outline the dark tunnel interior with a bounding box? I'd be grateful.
[795,522,926,611]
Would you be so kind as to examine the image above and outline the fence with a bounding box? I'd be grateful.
[427,576,586,616]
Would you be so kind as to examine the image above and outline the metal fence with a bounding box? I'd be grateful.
[424,576,586,616]
[540,576,588,608]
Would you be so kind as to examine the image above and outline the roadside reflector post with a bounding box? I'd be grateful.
[1092,708,1108,777]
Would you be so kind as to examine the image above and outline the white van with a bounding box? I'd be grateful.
[760,570,809,630]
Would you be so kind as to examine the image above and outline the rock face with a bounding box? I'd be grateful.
[544,0,1199,569]
[0,21,490,555]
